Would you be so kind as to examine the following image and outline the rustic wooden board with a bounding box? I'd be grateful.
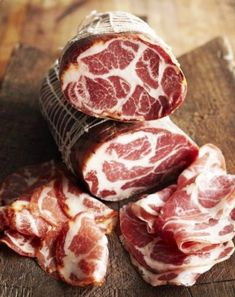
[0,37,234,296]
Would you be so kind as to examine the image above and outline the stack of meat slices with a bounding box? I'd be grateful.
[0,161,117,286]
[120,144,235,286]
[40,11,199,202]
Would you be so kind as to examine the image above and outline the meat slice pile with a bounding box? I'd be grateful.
[120,144,235,286]
[59,11,186,121]
[0,162,117,286]
[40,63,198,201]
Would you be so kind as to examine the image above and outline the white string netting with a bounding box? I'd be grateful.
[39,62,108,173]
[61,11,171,61]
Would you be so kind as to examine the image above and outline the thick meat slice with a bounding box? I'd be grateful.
[0,230,40,257]
[0,160,59,205]
[56,212,108,286]
[40,66,198,201]
[161,171,235,254]
[60,12,186,121]
[56,176,117,233]
[178,144,226,187]
[7,200,50,238]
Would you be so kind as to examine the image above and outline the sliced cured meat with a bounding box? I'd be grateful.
[55,176,117,233]
[36,228,61,278]
[161,171,235,254]
[129,256,213,287]
[40,68,198,201]
[131,185,177,233]
[30,179,68,227]
[178,144,226,188]
[59,11,186,121]
[0,229,40,257]
[56,212,108,286]
[120,203,234,286]
[0,160,59,205]
[7,200,50,238]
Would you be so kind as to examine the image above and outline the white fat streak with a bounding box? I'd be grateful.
[15,209,39,237]
[37,184,57,225]
[62,37,169,118]
[59,213,108,283]
[5,232,35,254]
[84,118,194,201]
[39,243,52,268]
[11,200,29,210]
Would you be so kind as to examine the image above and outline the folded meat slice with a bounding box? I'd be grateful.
[60,11,186,121]
[178,144,226,187]
[131,185,176,233]
[56,212,109,286]
[40,65,198,201]
[161,171,235,254]
[0,230,40,257]
[120,202,234,286]
[7,200,50,238]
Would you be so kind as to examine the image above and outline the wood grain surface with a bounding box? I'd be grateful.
[1,0,235,82]
[0,37,235,296]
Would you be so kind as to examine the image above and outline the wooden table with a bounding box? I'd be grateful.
[1,0,235,82]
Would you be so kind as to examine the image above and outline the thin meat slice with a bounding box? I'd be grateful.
[120,204,234,286]
[161,171,235,254]
[56,212,108,286]
[7,200,50,238]
[0,229,40,257]
[131,185,176,233]
[30,179,68,227]
[0,160,60,205]
[36,228,61,278]
[56,176,117,233]
[178,144,226,188]
[40,63,197,201]
[129,256,213,287]
[60,12,186,121]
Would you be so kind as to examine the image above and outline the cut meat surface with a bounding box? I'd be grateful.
[0,230,40,257]
[56,212,109,286]
[60,12,186,121]
[40,62,197,201]
[0,160,59,205]
[56,176,117,233]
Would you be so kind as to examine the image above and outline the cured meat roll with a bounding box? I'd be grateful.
[59,11,186,121]
[40,64,198,201]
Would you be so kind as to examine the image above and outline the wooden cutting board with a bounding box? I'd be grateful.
[0,37,234,297]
